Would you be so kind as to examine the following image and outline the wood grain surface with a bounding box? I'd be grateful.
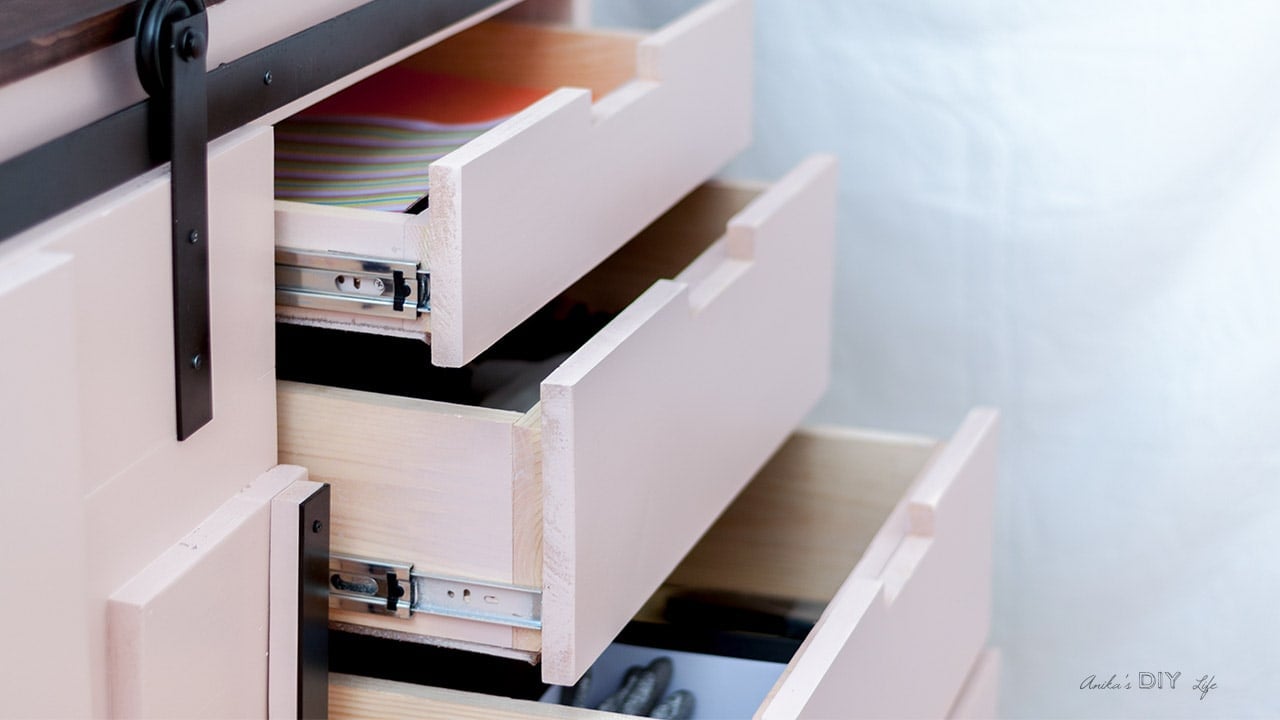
[0,0,226,87]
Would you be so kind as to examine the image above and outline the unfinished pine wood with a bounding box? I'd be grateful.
[561,181,763,315]
[0,250,92,719]
[758,409,999,720]
[273,0,752,362]
[540,155,838,684]
[948,648,1002,719]
[268,475,325,720]
[0,0,220,88]
[108,467,301,718]
[278,159,836,675]
[664,426,939,603]
[277,381,534,650]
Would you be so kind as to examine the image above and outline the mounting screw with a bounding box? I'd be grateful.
[190,354,203,370]
[312,520,323,533]
[188,229,199,244]
[263,71,273,86]
[178,29,206,60]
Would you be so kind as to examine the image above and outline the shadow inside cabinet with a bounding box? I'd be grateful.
[329,629,549,700]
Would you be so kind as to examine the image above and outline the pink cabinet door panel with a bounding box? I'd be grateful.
[108,466,309,719]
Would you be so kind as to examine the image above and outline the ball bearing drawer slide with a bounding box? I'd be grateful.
[275,248,430,318]
[329,554,541,630]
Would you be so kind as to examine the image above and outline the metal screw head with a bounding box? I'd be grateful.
[190,354,203,370]
[178,29,206,60]
[263,71,273,86]
[188,229,199,244]
[312,520,323,533]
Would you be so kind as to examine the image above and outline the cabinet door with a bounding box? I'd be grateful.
[0,125,277,716]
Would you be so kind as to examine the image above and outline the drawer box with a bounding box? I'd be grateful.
[274,0,753,366]
[278,156,837,684]
[326,411,1000,718]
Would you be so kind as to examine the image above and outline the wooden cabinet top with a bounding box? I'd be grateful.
[0,0,229,87]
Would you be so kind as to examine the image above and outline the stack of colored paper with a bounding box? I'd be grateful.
[275,69,550,212]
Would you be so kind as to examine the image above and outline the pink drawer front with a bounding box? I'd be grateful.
[0,127,278,717]
[278,156,838,684]
[757,411,1000,719]
[274,0,753,366]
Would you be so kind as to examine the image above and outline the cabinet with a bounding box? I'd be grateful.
[0,1,998,717]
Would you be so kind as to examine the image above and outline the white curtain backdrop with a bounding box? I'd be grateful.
[596,2,1280,717]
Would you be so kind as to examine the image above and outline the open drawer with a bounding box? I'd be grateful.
[278,156,837,684]
[274,0,753,366]
[325,412,1000,718]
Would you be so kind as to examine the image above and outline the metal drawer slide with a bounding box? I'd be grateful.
[276,248,429,319]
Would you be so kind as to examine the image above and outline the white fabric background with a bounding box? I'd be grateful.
[596,2,1280,717]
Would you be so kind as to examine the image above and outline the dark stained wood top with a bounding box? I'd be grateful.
[0,0,224,88]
